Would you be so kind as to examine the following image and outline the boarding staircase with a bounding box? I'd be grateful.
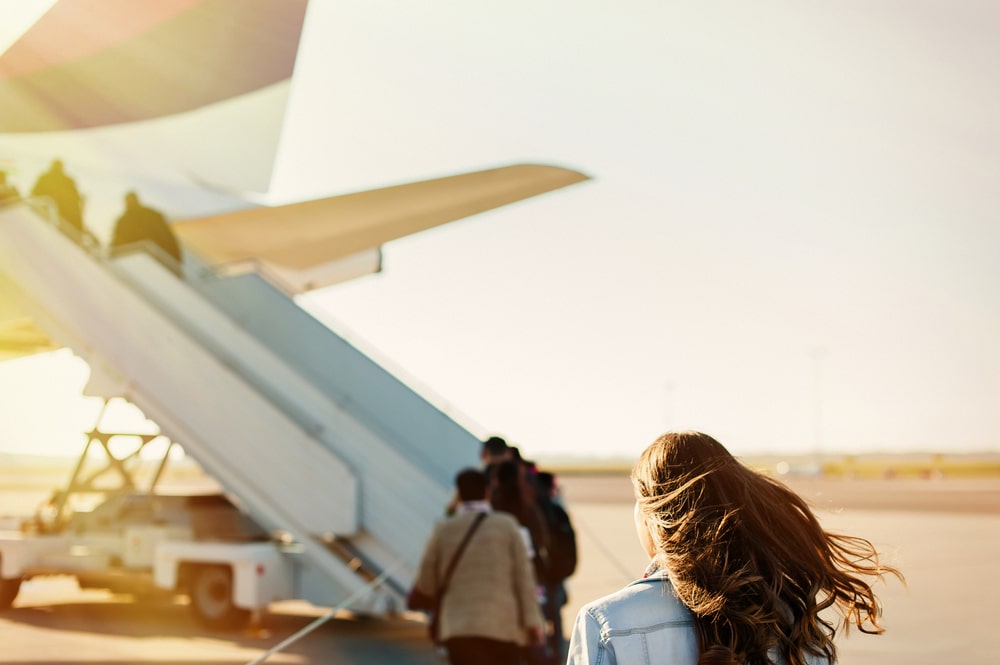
[0,201,479,612]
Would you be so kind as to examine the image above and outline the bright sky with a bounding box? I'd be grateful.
[2,1,999,459]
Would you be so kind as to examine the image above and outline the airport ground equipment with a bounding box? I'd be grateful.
[0,202,480,626]
[0,425,282,628]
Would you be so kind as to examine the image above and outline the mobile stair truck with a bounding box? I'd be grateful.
[0,198,491,629]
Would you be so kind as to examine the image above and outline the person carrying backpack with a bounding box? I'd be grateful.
[536,471,578,663]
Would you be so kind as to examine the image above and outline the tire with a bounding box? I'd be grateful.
[189,565,249,630]
[0,577,21,610]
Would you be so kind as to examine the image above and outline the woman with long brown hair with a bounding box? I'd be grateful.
[567,431,902,665]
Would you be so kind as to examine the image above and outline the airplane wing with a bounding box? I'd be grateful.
[173,163,590,292]
[1,3,590,295]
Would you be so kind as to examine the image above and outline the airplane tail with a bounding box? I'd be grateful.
[0,0,310,194]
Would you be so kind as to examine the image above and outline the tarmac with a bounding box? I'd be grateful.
[1,473,998,664]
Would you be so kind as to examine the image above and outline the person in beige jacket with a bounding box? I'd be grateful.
[413,468,544,665]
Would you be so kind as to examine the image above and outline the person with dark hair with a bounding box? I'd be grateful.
[110,191,182,272]
[490,460,523,516]
[412,468,544,665]
[444,436,510,517]
[491,458,556,664]
[490,459,552,568]
[535,470,577,662]
[481,435,511,467]
[567,431,903,665]
[455,467,488,501]
[30,159,84,234]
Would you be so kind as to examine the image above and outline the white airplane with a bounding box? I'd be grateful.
[0,0,588,353]
[0,0,587,625]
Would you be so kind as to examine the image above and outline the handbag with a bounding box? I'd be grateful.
[410,512,488,643]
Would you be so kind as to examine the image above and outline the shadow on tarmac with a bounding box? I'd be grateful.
[2,589,442,665]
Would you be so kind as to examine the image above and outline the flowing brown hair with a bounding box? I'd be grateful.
[631,432,902,665]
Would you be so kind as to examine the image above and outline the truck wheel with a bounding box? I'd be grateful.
[189,565,249,630]
[0,577,21,610]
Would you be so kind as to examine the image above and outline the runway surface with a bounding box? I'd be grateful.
[1,473,998,664]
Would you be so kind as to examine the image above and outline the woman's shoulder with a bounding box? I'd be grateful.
[579,573,694,633]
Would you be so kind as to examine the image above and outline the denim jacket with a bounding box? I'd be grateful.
[566,570,698,665]
[567,569,833,665]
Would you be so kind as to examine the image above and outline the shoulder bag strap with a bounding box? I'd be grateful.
[436,512,488,599]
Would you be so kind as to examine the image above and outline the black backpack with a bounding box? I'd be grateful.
[543,500,577,582]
